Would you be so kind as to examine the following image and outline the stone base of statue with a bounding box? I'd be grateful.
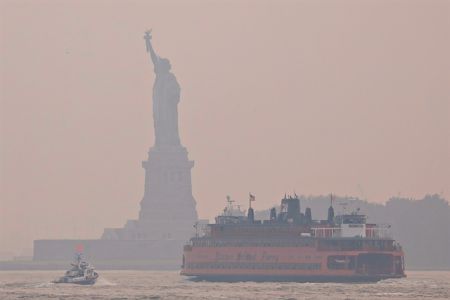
[101,144,198,241]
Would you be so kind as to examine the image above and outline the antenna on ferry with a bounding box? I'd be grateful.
[193,221,199,237]
[248,193,255,209]
[248,193,255,223]
[224,195,235,216]
[328,193,335,224]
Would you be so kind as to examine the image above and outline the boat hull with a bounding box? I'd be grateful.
[53,276,98,285]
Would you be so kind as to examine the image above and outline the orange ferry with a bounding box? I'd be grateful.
[181,194,405,282]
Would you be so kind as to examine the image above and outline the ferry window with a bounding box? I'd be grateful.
[327,255,356,270]
[343,215,365,224]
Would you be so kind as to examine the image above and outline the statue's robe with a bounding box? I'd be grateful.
[152,70,181,146]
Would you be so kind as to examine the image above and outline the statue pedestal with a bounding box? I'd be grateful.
[102,145,198,241]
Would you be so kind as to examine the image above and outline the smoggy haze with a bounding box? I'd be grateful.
[0,0,449,255]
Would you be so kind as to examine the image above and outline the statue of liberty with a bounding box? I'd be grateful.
[144,30,181,147]
[100,31,198,241]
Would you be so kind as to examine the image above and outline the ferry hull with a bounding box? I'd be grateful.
[181,245,405,282]
[184,274,405,283]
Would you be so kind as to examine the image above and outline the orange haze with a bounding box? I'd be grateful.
[1,0,449,255]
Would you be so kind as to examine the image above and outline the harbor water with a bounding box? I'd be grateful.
[0,270,449,299]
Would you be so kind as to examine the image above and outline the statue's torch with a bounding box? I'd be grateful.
[144,30,152,52]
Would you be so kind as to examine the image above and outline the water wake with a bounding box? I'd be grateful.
[95,277,116,286]
[30,281,55,288]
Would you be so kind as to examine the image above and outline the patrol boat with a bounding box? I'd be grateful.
[53,253,99,285]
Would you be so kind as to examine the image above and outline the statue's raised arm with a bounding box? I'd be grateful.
[144,30,158,67]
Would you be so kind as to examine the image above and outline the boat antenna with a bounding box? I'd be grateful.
[226,195,234,206]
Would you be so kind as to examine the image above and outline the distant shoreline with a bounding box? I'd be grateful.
[0,260,181,271]
[1,260,449,272]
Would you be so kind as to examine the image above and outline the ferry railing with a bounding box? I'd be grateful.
[311,227,342,238]
[365,225,393,239]
[312,225,392,239]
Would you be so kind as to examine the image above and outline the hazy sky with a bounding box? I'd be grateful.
[1,0,449,255]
